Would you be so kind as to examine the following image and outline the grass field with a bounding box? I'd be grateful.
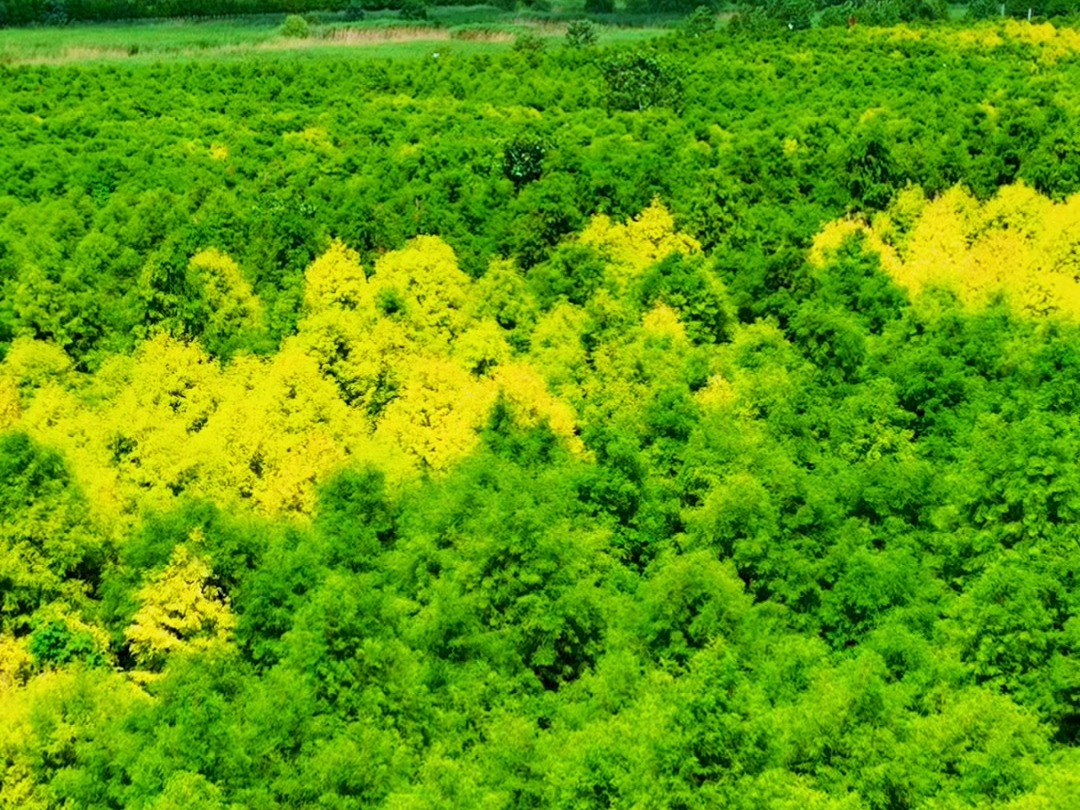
[0,7,675,63]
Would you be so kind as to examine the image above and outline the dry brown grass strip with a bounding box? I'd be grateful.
[323,26,453,44]
[449,29,516,42]
[14,46,130,64]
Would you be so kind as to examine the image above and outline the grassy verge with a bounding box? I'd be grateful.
[0,6,678,63]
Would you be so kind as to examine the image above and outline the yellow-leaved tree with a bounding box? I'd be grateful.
[0,236,585,521]
[810,181,1080,320]
[2,209,719,523]
[188,248,265,348]
[579,198,701,284]
[125,539,236,672]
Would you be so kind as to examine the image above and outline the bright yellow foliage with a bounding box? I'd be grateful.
[453,318,512,375]
[375,356,494,471]
[529,303,590,402]
[580,199,701,282]
[0,208,710,522]
[2,338,73,390]
[2,234,589,522]
[303,238,371,314]
[370,235,473,348]
[575,291,696,432]
[0,635,31,696]
[0,374,20,429]
[1002,19,1080,64]
[813,182,1080,321]
[493,362,584,456]
[125,540,236,671]
[694,374,737,410]
[954,28,1004,49]
[470,258,538,337]
[642,303,688,343]
[188,248,264,338]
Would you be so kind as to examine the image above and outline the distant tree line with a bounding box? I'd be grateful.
[2,0,1080,27]
[0,0,459,26]
[728,0,1080,29]
[0,0,339,25]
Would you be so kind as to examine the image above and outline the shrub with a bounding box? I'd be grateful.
[585,0,614,13]
[600,51,684,112]
[503,135,546,189]
[42,0,68,25]
[513,32,546,54]
[280,14,310,37]
[343,0,365,20]
[728,6,773,33]
[819,2,854,25]
[566,19,598,48]
[684,5,716,36]
[968,0,1000,17]
[400,0,428,19]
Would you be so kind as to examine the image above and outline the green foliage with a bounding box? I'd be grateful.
[0,432,105,625]
[844,123,902,210]
[9,19,1080,810]
[280,14,311,38]
[502,134,546,190]
[399,0,427,19]
[528,243,609,307]
[565,18,598,49]
[511,31,545,64]
[628,0,711,14]
[968,0,1001,18]
[636,252,732,343]
[29,620,102,666]
[821,0,949,25]
[684,5,716,36]
[584,0,614,11]
[600,50,684,112]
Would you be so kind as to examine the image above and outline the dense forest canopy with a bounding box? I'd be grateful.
[5,17,1080,810]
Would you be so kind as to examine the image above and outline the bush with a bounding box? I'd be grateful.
[600,51,684,113]
[566,19,598,49]
[585,0,614,13]
[343,0,365,20]
[895,0,947,20]
[503,135,546,189]
[968,0,1000,18]
[819,2,854,25]
[628,0,704,11]
[280,14,310,37]
[684,5,716,36]
[819,0,947,24]
[513,33,546,54]
[42,0,68,25]
[400,0,428,19]
[768,0,814,29]
[857,0,902,23]
[727,6,773,33]
[730,0,812,30]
